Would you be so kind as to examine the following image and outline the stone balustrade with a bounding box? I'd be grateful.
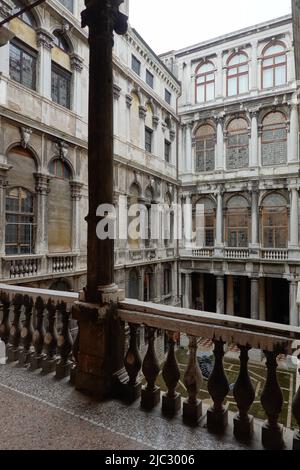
[261,249,289,261]
[0,283,300,450]
[224,248,250,259]
[47,254,77,273]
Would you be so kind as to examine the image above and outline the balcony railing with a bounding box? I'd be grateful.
[0,283,299,450]
[261,249,289,261]
[224,248,250,259]
[180,247,292,262]
[0,253,84,282]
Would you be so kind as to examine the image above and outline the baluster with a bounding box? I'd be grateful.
[207,339,229,433]
[0,292,11,344]
[41,299,58,374]
[260,350,284,449]
[292,362,300,450]
[7,294,23,362]
[233,345,255,440]
[183,335,202,426]
[70,321,80,386]
[18,295,34,367]
[124,323,142,403]
[29,297,45,370]
[141,327,161,410]
[56,302,73,379]
[162,331,181,417]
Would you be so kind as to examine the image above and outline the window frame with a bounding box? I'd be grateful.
[226,52,249,97]
[146,69,154,88]
[261,112,287,166]
[5,187,35,255]
[9,39,37,91]
[49,158,72,180]
[51,63,72,109]
[165,89,172,105]
[131,55,141,76]
[195,125,215,173]
[226,118,249,170]
[262,205,288,248]
[262,43,287,89]
[226,207,250,248]
[145,126,153,153]
[58,0,74,13]
[195,61,216,103]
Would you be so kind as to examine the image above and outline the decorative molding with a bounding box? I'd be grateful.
[126,94,133,108]
[20,127,32,149]
[70,181,84,200]
[34,173,50,195]
[55,141,69,160]
[170,129,176,142]
[139,105,147,120]
[152,115,159,129]
[113,84,122,100]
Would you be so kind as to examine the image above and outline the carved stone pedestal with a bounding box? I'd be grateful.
[293,431,300,450]
[207,405,228,433]
[56,361,71,380]
[7,347,19,363]
[261,422,284,450]
[72,289,127,401]
[29,355,44,371]
[69,364,77,386]
[123,382,142,404]
[183,399,202,426]
[162,392,181,417]
[41,357,57,375]
[233,414,254,440]
[18,350,32,367]
[141,386,161,411]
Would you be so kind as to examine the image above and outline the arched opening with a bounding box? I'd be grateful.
[195,61,215,103]
[261,112,287,166]
[195,124,215,172]
[226,195,249,248]
[226,118,249,170]
[261,193,288,248]
[262,42,287,88]
[128,269,139,300]
[227,52,249,96]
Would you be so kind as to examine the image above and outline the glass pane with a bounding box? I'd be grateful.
[263,68,273,88]
[206,73,215,82]
[275,66,286,86]
[196,85,205,103]
[265,45,285,56]
[5,224,17,244]
[239,74,248,93]
[263,58,273,67]
[206,82,215,101]
[239,64,248,73]
[199,63,214,73]
[228,67,238,76]
[275,54,286,64]
[58,0,74,12]
[9,44,21,83]
[228,77,237,96]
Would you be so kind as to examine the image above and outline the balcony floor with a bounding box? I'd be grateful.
[0,363,293,450]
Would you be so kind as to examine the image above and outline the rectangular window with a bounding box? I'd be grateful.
[58,0,73,12]
[165,89,172,105]
[164,140,171,163]
[51,64,71,109]
[146,69,154,88]
[9,41,36,90]
[132,55,141,76]
[145,127,153,153]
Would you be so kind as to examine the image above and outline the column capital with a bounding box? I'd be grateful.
[36,28,54,50]
[70,180,84,200]
[249,107,260,119]
[113,83,121,100]
[34,173,50,195]
[70,53,84,72]
[139,105,147,120]
[125,94,133,108]
[81,0,128,40]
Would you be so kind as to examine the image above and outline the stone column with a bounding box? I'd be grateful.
[251,183,259,248]
[34,173,50,255]
[0,169,9,256]
[251,278,259,320]
[185,273,192,309]
[184,194,193,248]
[216,116,224,170]
[70,53,84,115]
[185,123,193,173]
[250,40,258,92]
[215,186,223,248]
[138,268,144,301]
[250,110,259,167]
[216,275,225,315]
[289,104,299,163]
[216,51,223,99]
[70,181,83,254]
[36,29,53,99]
[178,124,184,173]
[289,186,299,248]
[290,280,299,327]
[226,275,234,315]
[259,278,266,322]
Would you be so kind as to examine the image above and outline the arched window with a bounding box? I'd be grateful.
[195,197,215,247]
[12,1,37,27]
[53,31,71,53]
[195,125,215,172]
[262,112,287,166]
[227,53,249,96]
[262,194,288,248]
[226,196,249,248]
[49,159,72,180]
[262,43,287,88]
[144,267,155,301]
[226,118,249,170]
[5,187,34,255]
[195,61,215,103]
